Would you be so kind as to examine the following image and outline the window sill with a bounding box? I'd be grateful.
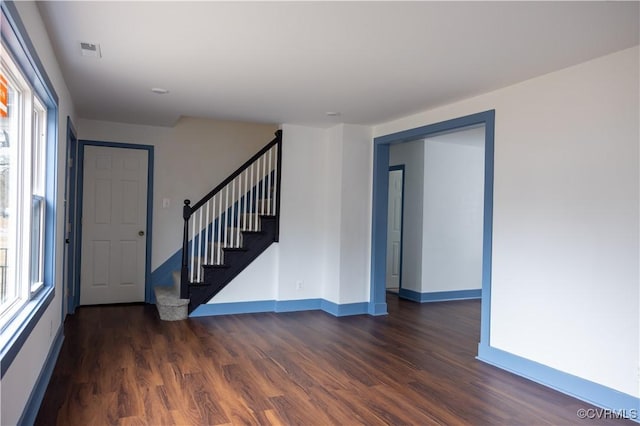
[0,286,55,377]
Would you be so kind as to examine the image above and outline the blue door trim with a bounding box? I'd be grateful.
[77,140,155,304]
[370,110,495,351]
[387,164,405,292]
[63,117,78,315]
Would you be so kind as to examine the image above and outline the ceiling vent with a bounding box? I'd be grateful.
[80,42,101,58]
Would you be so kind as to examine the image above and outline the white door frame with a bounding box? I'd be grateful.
[76,140,154,303]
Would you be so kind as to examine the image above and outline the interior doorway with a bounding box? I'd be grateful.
[75,140,155,305]
[386,165,404,293]
[369,110,495,352]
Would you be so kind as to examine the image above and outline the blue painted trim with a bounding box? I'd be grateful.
[77,141,155,303]
[387,164,405,291]
[63,117,79,316]
[0,0,59,378]
[478,345,640,418]
[276,299,322,312]
[321,300,368,316]
[190,299,370,317]
[371,110,494,344]
[399,288,482,303]
[0,288,55,377]
[16,324,64,426]
[369,143,390,316]
[1,1,58,105]
[190,300,276,317]
[480,115,495,347]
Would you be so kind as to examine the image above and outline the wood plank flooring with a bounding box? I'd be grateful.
[35,296,632,425]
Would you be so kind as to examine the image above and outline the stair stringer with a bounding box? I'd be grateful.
[188,215,278,312]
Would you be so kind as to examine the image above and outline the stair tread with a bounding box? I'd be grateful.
[154,286,189,306]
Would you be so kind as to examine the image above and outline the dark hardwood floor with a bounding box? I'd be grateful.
[35,295,631,425]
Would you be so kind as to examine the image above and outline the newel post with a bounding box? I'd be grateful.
[180,199,191,299]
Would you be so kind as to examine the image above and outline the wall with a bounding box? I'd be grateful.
[422,128,484,293]
[205,123,372,307]
[389,140,424,292]
[1,2,77,424]
[374,46,639,398]
[77,117,278,271]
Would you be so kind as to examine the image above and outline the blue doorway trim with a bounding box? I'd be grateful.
[387,164,405,292]
[370,110,495,351]
[77,140,155,304]
[64,117,78,315]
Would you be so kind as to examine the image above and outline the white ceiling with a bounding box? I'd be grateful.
[37,1,639,128]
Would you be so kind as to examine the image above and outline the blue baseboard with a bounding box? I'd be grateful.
[18,324,64,426]
[276,299,322,312]
[368,302,388,316]
[322,300,369,317]
[399,288,481,303]
[478,344,640,422]
[190,298,369,318]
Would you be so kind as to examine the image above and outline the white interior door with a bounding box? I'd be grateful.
[386,169,403,289]
[80,145,148,305]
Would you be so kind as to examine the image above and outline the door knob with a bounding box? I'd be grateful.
[138,230,145,236]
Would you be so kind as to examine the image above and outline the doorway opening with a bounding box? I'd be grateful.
[386,165,404,294]
[370,110,494,351]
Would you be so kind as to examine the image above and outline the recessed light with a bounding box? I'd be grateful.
[326,111,341,117]
[151,88,169,95]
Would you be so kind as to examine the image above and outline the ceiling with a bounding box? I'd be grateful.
[37,1,639,128]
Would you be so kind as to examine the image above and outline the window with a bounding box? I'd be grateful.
[0,42,48,327]
[0,0,58,366]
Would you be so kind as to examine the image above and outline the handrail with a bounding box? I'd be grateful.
[187,130,282,214]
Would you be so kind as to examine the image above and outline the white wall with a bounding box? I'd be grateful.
[77,117,278,270]
[208,123,372,306]
[422,128,484,292]
[337,124,372,304]
[1,2,77,424]
[208,245,278,303]
[276,124,328,300]
[375,46,639,398]
[389,140,424,292]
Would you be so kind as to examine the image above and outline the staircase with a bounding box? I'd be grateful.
[155,130,282,319]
